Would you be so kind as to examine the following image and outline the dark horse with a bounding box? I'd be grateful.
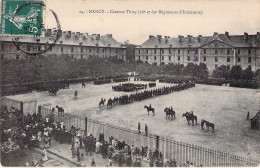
[204,120,215,133]
[99,99,106,108]
[164,107,175,120]
[56,105,64,117]
[107,98,113,109]
[48,87,58,96]
[182,112,197,126]
[144,105,155,116]
[82,82,86,88]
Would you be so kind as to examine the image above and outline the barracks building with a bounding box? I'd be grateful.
[0,29,126,60]
[135,32,260,73]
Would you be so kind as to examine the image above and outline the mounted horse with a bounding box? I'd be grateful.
[56,105,64,117]
[164,107,175,120]
[182,112,197,126]
[107,98,113,109]
[99,99,106,108]
[144,105,155,116]
[48,87,59,96]
[82,82,86,88]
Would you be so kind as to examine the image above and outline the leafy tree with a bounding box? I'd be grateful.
[229,65,242,80]
[212,65,229,79]
[242,66,254,80]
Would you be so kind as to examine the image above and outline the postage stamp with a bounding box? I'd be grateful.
[1,0,44,36]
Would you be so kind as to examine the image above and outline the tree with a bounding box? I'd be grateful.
[242,66,254,80]
[255,69,260,79]
[212,65,229,79]
[229,65,242,80]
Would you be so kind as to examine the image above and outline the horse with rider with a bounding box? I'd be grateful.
[164,106,176,120]
[144,104,155,116]
[182,111,197,126]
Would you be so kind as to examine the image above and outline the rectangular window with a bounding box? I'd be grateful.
[204,57,206,62]
[195,50,198,54]
[122,55,124,59]
[227,56,230,62]
[162,50,164,54]
[16,55,19,60]
[188,50,190,54]
[97,48,99,53]
[187,56,190,61]
[138,56,140,60]
[248,57,251,63]
[178,56,180,61]
[71,47,73,52]
[227,65,230,71]
[162,56,164,61]
[237,49,240,55]
[1,54,4,59]
[204,49,206,54]
[146,56,148,60]
[178,49,180,54]
[139,49,140,54]
[110,48,111,53]
[50,46,52,52]
[248,49,251,54]
[81,48,83,53]
[61,47,63,52]
[71,55,74,59]
[169,49,171,54]
[38,46,41,51]
[169,56,171,60]
[215,49,218,54]
[215,57,218,62]
[116,49,118,53]
[103,48,105,53]
[89,48,92,52]
[81,55,83,59]
[154,49,156,54]
[237,57,241,62]
[227,49,230,55]
[215,64,218,69]
[154,56,156,60]
[196,57,198,61]
[27,46,30,51]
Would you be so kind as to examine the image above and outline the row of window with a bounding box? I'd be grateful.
[137,49,252,55]
[138,56,252,63]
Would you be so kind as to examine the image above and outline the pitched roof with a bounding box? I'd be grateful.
[139,33,260,48]
[0,30,125,48]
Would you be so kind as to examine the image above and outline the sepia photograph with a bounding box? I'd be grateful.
[0,0,260,167]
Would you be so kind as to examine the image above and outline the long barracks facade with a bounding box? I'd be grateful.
[0,29,126,60]
[135,32,260,73]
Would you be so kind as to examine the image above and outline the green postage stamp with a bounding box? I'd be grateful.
[1,0,44,36]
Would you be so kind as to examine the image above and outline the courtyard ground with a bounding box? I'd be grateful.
[6,79,260,162]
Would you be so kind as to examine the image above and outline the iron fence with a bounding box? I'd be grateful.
[39,105,259,167]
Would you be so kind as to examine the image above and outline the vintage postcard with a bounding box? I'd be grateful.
[0,0,259,167]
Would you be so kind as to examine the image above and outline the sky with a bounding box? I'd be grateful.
[45,0,260,45]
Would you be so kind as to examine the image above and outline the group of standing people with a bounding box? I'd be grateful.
[138,122,148,136]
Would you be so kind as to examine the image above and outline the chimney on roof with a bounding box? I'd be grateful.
[106,34,112,38]
[198,35,202,43]
[187,35,192,42]
[164,36,168,43]
[149,35,154,39]
[157,35,162,43]
[178,35,183,42]
[58,29,62,37]
[257,32,260,40]
[96,34,100,41]
[67,31,71,38]
[213,32,218,39]
[225,31,229,39]
[45,29,52,37]
[244,32,249,41]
